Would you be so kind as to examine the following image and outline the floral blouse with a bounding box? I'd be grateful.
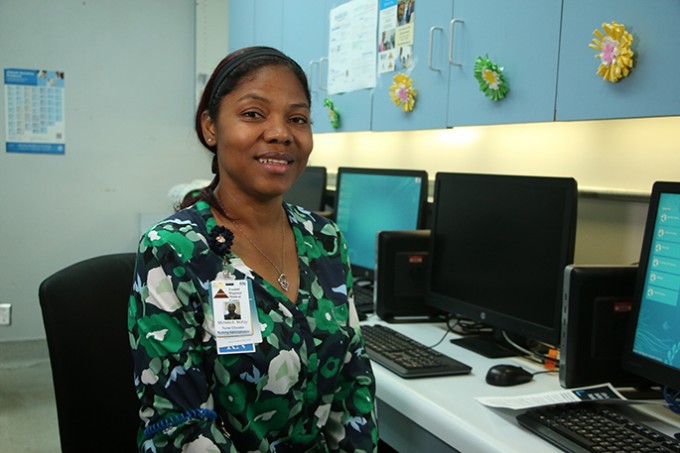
[128,200,378,452]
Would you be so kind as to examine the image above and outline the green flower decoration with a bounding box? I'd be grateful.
[323,98,340,129]
[474,55,509,101]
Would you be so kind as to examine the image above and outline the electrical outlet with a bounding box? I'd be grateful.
[0,304,11,326]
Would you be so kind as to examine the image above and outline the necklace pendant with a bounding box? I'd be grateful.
[277,273,289,292]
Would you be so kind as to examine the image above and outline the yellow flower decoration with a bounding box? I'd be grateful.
[588,21,634,83]
[389,73,416,112]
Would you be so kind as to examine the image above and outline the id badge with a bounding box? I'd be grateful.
[210,277,262,354]
[211,279,254,336]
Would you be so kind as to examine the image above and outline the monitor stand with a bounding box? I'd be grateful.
[451,331,519,359]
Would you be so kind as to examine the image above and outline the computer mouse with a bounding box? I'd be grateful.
[485,364,534,386]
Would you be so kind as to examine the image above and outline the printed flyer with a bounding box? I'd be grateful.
[4,68,65,154]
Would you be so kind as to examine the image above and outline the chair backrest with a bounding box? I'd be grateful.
[39,253,139,453]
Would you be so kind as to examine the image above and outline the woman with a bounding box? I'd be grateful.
[128,47,378,452]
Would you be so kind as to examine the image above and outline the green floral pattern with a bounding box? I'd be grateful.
[128,201,378,452]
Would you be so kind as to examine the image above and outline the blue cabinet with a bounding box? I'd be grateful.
[227,1,254,52]
[556,0,680,121]
[371,0,454,131]
[371,0,562,131]
[227,0,283,52]
[228,0,371,133]
[307,1,373,133]
[282,0,372,134]
[447,0,562,126]
[228,0,680,130]
[315,88,373,134]
[282,0,333,133]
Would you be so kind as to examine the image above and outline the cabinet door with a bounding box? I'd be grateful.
[283,0,334,134]
[228,0,283,52]
[253,0,283,48]
[284,0,372,133]
[317,0,374,133]
[319,87,374,133]
[446,0,562,127]
[371,0,454,131]
[228,1,255,52]
[556,0,680,121]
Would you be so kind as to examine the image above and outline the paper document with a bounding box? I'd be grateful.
[476,383,627,410]
[328,0,377,94]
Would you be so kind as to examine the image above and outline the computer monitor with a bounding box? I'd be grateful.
[333,167,428,281]
[284,166,327,212]
[623,181,680,392]
[426,172,578,356]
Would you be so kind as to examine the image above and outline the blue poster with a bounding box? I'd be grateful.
[4,68,66,154]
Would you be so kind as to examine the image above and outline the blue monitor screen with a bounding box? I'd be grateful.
[629,190,680,384]
[334,168,427,279]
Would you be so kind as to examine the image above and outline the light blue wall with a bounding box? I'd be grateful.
[0,0,212,341]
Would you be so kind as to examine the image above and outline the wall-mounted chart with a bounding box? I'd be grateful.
[4,68,65,154]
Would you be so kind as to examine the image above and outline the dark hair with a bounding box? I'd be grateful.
[179,46,311,211]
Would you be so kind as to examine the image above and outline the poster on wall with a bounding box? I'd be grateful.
[328,0,378,94]
[4,68,65,154]
[378,0,415,74]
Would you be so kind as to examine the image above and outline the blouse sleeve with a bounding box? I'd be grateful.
[324,228,379,452]
[128,225,237,453]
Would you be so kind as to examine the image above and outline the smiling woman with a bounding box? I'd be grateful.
[127,46,378,452]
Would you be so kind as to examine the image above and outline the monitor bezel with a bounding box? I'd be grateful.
[333,166,429,281]
[425,172,578,347]
[623,181,680,389]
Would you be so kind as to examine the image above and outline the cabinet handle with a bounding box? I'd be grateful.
[449,18,464,66]
[429,26,444,72]
[308,60,319,94]
[319,57,328,92]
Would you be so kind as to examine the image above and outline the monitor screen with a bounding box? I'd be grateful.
[333,167,428,280]
[284,166,327,211]
[624,181,680,390]
[426,172,577,351]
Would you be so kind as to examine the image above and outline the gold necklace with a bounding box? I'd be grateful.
[215,194,289,292]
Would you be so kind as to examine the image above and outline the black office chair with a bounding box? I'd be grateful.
[39,253,140,453]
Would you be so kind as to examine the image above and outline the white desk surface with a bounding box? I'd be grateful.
[363,317,680,452]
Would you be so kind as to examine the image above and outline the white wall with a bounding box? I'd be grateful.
[0,1,212,341]
[311,117,680,195]
[309,116,680,266]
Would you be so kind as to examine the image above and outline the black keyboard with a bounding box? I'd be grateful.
[361,324,472,378]
[517,403,680,453]
[353,285,374,314]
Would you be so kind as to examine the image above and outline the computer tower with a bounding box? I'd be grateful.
[560,265,649,388]
[375,230,440,322]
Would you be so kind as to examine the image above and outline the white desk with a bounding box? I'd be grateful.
[364,317,680,452]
